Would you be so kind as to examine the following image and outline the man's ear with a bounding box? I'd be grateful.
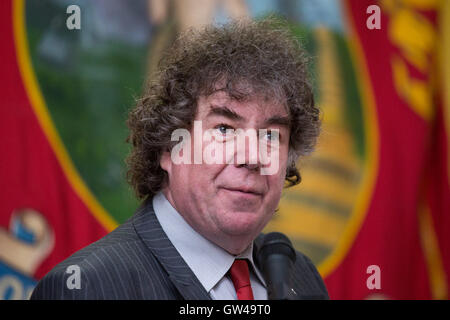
[160,151,172,176]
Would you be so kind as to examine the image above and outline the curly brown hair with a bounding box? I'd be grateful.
[126,17,320,200]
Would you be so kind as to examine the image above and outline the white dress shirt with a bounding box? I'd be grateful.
[153,192,268,300]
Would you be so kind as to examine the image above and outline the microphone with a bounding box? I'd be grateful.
[256,232,297,300]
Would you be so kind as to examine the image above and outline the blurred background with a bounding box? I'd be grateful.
[0,0,449,299]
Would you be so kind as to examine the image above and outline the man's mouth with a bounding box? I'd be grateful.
[220,186,263,197]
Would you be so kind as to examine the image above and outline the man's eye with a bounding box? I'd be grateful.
[264,129,280,141]
[215,124,233,135]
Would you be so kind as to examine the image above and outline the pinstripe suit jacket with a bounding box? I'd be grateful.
[30,199,329,300]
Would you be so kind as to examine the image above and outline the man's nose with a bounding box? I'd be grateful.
[234,130,261,170]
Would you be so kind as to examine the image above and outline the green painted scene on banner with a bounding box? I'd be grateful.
[26,0,366,266]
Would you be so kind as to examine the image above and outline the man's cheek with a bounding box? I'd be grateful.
[261,157,279,176]
[260,145,289,177]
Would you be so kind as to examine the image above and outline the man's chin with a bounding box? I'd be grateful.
[215,210,266,237]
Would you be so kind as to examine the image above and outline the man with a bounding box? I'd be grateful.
[31,18,328,300]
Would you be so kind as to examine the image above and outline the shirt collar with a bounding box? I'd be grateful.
[153,192,266,293]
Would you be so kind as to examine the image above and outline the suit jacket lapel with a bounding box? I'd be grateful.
[132,199,211,300]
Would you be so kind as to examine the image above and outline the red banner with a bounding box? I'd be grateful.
[323,0,449,299]
[0,0,111,299]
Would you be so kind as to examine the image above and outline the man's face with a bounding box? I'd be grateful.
[160,91,290,255]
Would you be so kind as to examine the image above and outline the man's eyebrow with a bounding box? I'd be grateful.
[207,105,290,127]
[264,115,291,128]
[207,105,244,121]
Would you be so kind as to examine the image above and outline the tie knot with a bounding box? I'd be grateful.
[229,259,254,300]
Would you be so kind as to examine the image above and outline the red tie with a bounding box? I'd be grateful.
[229,259,254,300]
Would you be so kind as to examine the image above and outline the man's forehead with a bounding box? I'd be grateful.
[198,90,289,118]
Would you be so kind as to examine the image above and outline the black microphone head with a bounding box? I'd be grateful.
[256,232,297,300]
[257,232,296,264]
